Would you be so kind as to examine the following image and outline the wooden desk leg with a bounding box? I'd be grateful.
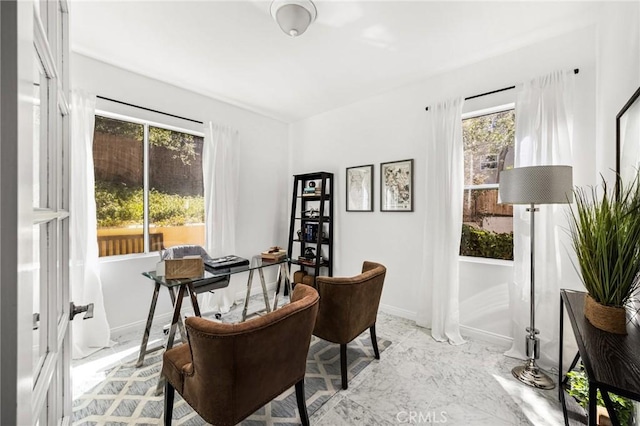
[588,380,597,426]
[156,284,186,396]
[167,286,187,343]
[241,269,255,322]
[187,283,201,317]
[257,267,271,314]
[136,282,161,368]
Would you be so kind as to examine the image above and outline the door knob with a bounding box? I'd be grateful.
[69,302,94,321]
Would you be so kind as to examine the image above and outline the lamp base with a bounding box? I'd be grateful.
[511,359,555,390]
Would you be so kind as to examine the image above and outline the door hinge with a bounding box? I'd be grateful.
[69,302,94,321]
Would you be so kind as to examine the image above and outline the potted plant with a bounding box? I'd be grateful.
[567,365,635,425]
[567,175,640,334]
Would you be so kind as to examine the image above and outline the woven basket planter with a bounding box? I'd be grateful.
[584,294,627,335]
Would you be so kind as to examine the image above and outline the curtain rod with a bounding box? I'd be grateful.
[424,68,579,111]
[96,95,204,125]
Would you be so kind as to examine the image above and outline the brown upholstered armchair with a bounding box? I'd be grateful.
[162,284,319,426]
[313,261,387,389]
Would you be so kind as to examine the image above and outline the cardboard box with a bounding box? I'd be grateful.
[165,257,204,279]
[261,249,287,261]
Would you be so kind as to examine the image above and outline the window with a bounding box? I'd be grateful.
[93,115,205,257]
[460,108,515,260]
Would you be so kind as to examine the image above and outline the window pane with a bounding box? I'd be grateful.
[93,116,144,257]
[461,110,515,260]
[463,110,515,186]
[33,52,49,208]
[461,188,513,260]
[57,218,67,323]
[33,222,50,379]
[148,127,204,249]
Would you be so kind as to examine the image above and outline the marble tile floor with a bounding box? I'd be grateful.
[72,296,571,426]
[311,312,569,426]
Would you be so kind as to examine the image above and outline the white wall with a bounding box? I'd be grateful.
[72,53,290,334]
[71,0,640,342]
[290,26,598,341]
[595,1,640,181]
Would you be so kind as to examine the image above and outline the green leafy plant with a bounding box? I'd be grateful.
[567,175,640,307]
[95,116,200,166]
[459,224,513,260]
[95,181,204,228]
[567,365,634,425]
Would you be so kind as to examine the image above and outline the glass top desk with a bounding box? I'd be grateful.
[137,256,292,374]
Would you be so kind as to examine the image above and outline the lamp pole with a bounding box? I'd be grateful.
[511,204,555,390]
[528,204,538,360]
[499,165,572,390]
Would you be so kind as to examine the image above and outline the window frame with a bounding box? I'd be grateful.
[460,102,515,262]
[94,109,205,261]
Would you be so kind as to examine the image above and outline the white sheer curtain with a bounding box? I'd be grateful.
[69,90,112,359]
[418,97,466,345]
[505,70,575,369]
[201,121,240,313]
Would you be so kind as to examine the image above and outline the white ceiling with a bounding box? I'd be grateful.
[70,1,599,123]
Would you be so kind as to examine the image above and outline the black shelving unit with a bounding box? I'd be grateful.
[287,172,334,283]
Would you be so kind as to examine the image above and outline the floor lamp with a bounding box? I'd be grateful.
[499,165,573,390]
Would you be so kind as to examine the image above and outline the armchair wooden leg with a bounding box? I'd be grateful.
[370,324,380,360]
[295,379,310,426]
[340,343,348,390]
[164,381,175,426]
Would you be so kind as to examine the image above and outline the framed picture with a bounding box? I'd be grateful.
[380,159,413,212]
[346,164,374,211]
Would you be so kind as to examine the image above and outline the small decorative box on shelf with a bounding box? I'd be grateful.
[165,257,204,279]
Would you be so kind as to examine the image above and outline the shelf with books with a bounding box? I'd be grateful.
[287,171,334,285]
[298,194,331,200]
[295,217,331,222]
[292,258,330,268]
[293,239,330,245]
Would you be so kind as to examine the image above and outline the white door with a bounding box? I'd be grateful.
[0,0,72,424]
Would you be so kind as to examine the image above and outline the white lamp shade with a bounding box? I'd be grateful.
[271,0,317,37]
[499,165,573,205]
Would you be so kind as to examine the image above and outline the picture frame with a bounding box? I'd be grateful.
[380,159,414,212]
[346,164,374,212]
[616,86,640,191]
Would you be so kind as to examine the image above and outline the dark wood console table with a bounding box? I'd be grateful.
[559,289,640,426]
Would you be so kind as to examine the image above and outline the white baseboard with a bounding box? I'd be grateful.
[379,303,416,321]
[459,324,512,348]
[110,281,279,340]
[110,311,176,339]
[378,304,512,349]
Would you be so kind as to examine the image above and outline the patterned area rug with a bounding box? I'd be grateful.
[73,332,391,425]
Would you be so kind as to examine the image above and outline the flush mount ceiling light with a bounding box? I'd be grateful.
[270,0,317,37]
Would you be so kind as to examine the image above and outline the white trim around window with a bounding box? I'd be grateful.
[94,109,205,138]
[462,102,515,120]
[93,109,205,261]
